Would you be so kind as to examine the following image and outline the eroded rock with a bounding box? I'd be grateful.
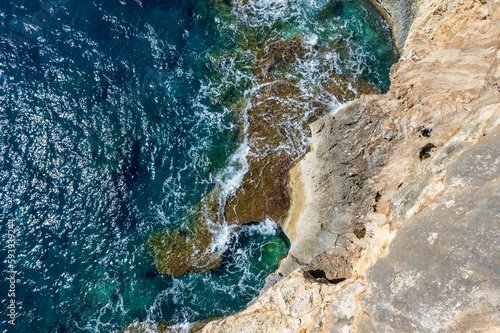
[303,251,360,284]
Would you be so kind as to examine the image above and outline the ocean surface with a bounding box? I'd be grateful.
[0,0,398,331]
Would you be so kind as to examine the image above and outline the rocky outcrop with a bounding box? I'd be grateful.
[368,0,415,52]
[369,0,436,53]
[224,37,378,226]
[202,0,500,331]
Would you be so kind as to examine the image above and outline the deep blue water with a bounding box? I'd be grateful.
[0,0,397,332]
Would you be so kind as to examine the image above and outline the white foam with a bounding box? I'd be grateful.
[329,101,346,116]
[303,34,318,46]
[242,218,279,236]
[208,222,234,254]
[214,134,250,200]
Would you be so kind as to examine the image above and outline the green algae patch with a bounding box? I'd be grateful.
[255,36,309,82]
[146,227,219,277]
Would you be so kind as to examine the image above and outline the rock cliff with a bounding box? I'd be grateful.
[202,0,500,331]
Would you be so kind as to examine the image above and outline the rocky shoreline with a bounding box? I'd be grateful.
[145,0,394,278]
[202,0,500,331]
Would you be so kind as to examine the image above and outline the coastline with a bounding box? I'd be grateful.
[366,0,404,54]
[202,0,500,331]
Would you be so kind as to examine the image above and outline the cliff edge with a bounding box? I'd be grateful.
[202,0,500,331]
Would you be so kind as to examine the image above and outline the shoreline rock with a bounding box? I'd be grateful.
[224,36,379,227]
[202,0,500,331]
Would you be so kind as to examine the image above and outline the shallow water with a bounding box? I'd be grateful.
[0,0,397,331]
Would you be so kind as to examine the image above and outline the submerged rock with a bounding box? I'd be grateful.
[254,36,310,82]
[147,0,388,280]
[146,226,220,277]
[146,189,222,277]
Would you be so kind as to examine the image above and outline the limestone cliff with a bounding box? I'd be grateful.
[202,0,500,331]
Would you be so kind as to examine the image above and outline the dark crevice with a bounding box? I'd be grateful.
[418,126,432,137]
[419,143,436,161]
[354,227,366,239]
[306,269,347,284]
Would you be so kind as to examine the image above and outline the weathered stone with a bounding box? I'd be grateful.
[279,96,391,276]
[121,318,219,333]
[303,251,358,283]
[202,269,341,333]
[361,125,500,332]
[258,272,283,296]
[368,0,418,52]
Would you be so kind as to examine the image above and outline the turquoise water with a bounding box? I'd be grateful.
[0,0,397,332]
